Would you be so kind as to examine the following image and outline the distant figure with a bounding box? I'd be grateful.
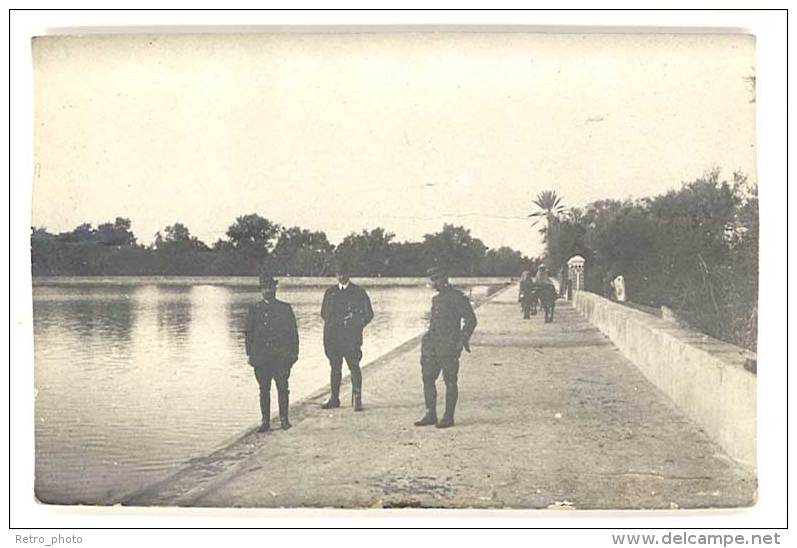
[518,269,538,319]
[534,264,554,287]
[612,274,627,302]
[245,273,299,433]
[534,265,557,323]
[320,261,374,411]
[415,266,478,429]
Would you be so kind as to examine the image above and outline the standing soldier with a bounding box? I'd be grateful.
[245,273,299,433]
[518,268,538,319]
[320,261,374,411]
[415,266,478,429]
[534,265,558,323]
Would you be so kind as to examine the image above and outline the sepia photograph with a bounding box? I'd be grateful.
[27,28,760,513]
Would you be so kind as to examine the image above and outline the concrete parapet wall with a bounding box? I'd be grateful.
[572,291,756,469]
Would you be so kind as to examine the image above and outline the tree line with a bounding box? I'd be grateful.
[531,169,758,351]
[31,217,533,278]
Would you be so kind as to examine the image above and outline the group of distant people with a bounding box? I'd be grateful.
[517,264,559,323]
[244,262,477,433]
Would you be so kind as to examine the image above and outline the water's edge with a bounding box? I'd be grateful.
[33,276,514,287]
[117,283,512,507]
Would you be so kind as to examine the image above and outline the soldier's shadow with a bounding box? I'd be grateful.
[343,401,420,412]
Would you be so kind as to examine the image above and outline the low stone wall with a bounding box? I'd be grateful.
[572,291,756,469]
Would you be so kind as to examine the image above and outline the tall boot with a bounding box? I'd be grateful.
[436,382,458,429]
[414,380,437,426]
[257,387,271,433]
[321,367,342,409]
[351,365,363,412]
[278,385,291,430]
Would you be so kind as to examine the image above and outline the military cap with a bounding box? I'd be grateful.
[333,258,353,275]
[258,272,278,287]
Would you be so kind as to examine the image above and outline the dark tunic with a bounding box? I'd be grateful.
[519,275,538,305]
[535,281,557,307]
[244,298,299,369]
[320,283,374,358]
[421,285,478,358]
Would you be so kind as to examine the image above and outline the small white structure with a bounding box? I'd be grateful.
[567,255,586,293]
[612,274,627,302]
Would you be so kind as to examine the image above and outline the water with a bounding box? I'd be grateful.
[32,280,497,504]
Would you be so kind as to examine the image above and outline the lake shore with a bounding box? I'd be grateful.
[32,276,515,287]
[112,283,506,506]
[38,281,508,504]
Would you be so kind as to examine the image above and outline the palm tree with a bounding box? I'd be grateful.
[528,190,567,235]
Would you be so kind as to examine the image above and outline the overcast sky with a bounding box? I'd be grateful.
[32,32,756,256]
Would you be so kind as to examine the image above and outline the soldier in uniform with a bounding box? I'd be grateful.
[518,268,538,319]
[245,273,299,433]
[320,261,374,411]
[534,265,558,323]
[415,266,478,429]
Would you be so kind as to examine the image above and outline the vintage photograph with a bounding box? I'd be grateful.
[30,31,757,509]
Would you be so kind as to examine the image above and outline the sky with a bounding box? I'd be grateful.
[32,32,756,256]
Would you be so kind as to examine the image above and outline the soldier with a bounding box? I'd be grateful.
[320,261,374,411]
[534,265,558,323]
[518,268,538,319]
[245,273,299,433]
[415,266,478,429]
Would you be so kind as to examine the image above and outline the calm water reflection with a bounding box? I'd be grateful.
[33,282,494,504]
